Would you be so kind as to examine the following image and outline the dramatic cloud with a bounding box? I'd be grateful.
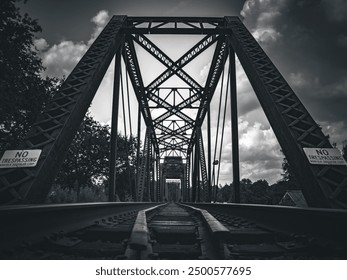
[238,119,281,167]
[241,0,347,147]
[88,10,110,45]
[34,38,49,51]
[37,10,110,78]
[41,41,88,77]
[213,0,347,184]
[199,56,284,184]
[34,10,115,123]
[211,116,282,185]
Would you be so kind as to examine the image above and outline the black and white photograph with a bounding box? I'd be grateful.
[1,0,347,277]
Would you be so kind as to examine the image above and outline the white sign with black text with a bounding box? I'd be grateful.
[0,150,42,168]
[303,148,346,165]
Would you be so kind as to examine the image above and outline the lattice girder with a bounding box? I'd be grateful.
[133,34,204,91]
[1,16,346,208]
[122,36,159,153]
[225,16,347,208]
[136,128,151,201]
[0,16,127,204]
[125,17,227,35]
[197,128,209,201]
[141,34,219,91]
[130,32,224,157]
[187,37,228,154]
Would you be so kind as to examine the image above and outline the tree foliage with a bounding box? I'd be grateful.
[214,178,288,205]
[53,114,138,202]
[214,156,303,205]
[54,114,110,188]
[0,0,58,154]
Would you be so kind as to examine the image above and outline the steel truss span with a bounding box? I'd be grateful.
[0,16,346,209]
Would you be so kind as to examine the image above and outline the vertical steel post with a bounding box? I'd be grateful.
[146,135,151,201]
[191,148,197,202]
[109,48,122,202]
[186,152,192,202]
[229,47,240,203]
[156,155,160,202]
[153,152,156,202]
[197,152,201,202]
[207,108,212,202]
[196,138,201,203]
[181,170,185,202]
[135,104,141,201]
[159,161,164,202]
[182,158,189,202]
[150,143,154,201]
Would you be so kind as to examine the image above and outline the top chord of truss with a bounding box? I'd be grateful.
[124,16,233,34]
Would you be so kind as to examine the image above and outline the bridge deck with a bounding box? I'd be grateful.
[1,202,346,259]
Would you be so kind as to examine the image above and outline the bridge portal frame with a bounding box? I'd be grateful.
[0,16,346,209]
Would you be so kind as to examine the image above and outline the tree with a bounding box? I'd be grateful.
[53,114,138,202]
[239,179,271,204]
[239,178,252,203]
[280,156,300,190]
[281,158,294,182]
[0,0,58,154]
[108,133,138,201]
[215,183,232,202]
[54,115,110,190]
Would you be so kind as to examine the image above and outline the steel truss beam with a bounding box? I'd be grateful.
[147,89,194,124]
[141,34,219,91]
[196,128,209,202]
[125,17,227,35]
[136,128,151,201]
[187,37,228,154]
[131,32,222,156]
[1,16,345,208]
[109,46,122,202]
[133,34,205,91]
[122,36,159,154]
[156,156,160,202]
[226,16,347,208]
[0,16,127,204]
[184,154,191,202]
[147,136,154,201]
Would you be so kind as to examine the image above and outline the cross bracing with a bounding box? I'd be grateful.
[0,16,346,209]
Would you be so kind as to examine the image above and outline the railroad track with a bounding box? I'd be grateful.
[0,202,159,259]
[1,202,346,259]
[186,203,347,260]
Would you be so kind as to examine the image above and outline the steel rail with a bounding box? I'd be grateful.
[180,204,230,240]
[0,202,160,252]
[183,203,347,244]
[129,204,165,251]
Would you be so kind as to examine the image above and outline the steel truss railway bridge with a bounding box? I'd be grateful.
[1,16,347,259]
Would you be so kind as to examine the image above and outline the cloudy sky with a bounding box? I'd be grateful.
[20,0,347,185]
